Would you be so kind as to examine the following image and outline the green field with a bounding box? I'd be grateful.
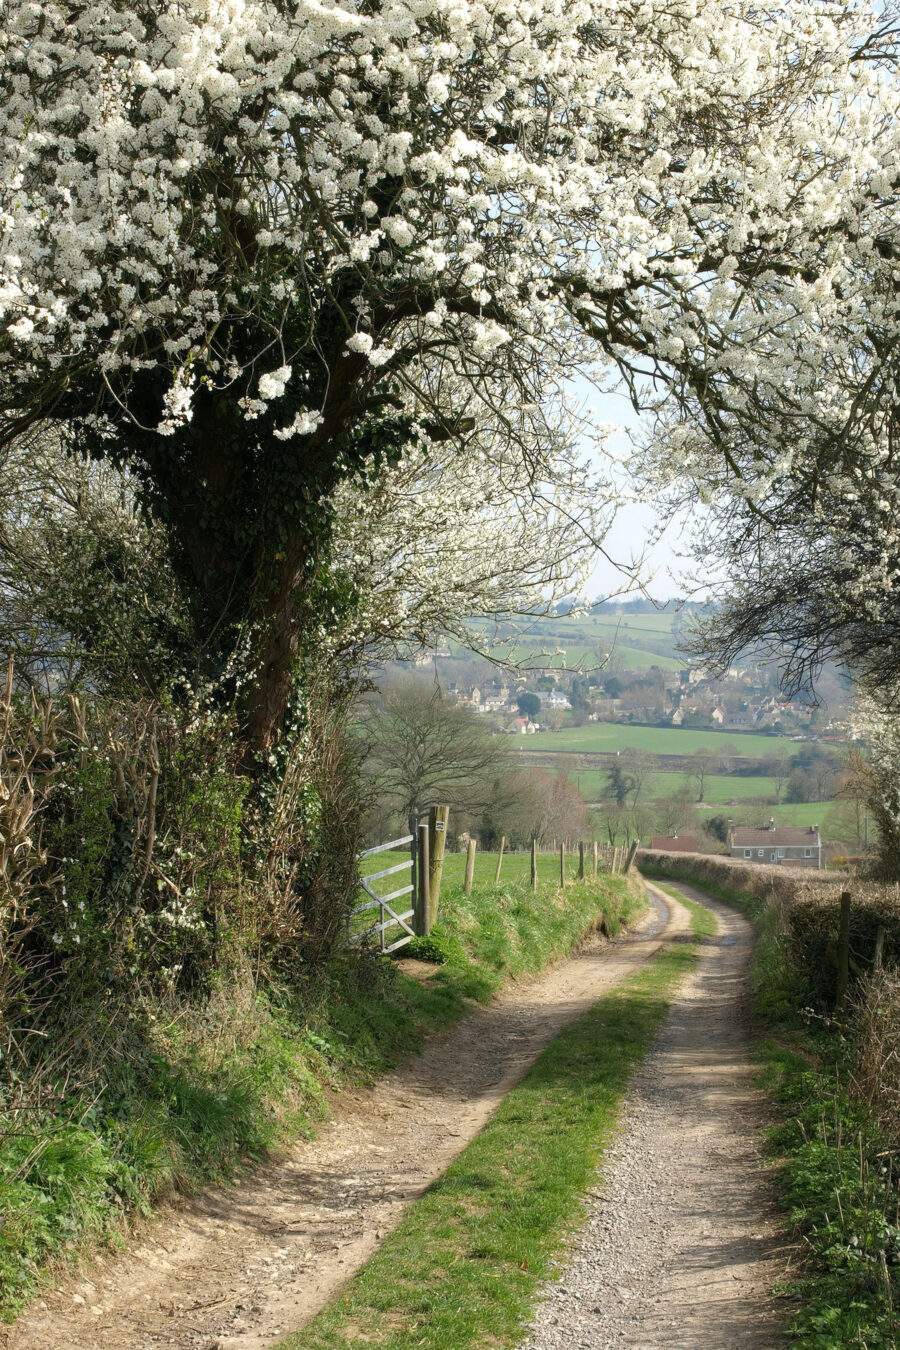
[360,846,592,895]
[732,801,830,828]
[526,611,685,641]
[569,769,782,805]
[465,642,683,672]
[456,609,686,671]
[524,721,802,758]
[355,846,617,942]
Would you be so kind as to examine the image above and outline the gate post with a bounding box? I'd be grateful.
[578,840,585,880]
[428,805,449,927]
[530,837,538,891]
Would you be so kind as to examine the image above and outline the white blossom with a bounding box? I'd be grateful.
[257,365,292,400]
[157,366,195,436]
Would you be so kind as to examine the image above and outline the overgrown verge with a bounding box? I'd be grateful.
[644,865,900,1349]
[274,895,713,1350]
[0,868,642,1321]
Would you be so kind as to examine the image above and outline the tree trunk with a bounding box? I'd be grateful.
[242,540,308,764]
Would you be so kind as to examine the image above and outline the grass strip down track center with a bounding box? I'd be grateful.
[277,891,715,1350]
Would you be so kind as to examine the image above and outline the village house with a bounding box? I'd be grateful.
[729,822,822,869]
[537,690,571,710]
[722,706,753,730]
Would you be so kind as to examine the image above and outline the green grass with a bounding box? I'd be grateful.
[526,613,680,638]
[360,846,607,891]
[0,870,640,1320]
[567,768,783,804]
[459,642,683,671]
[522,721,802,757]
[276,897,714,1350]
[694,801,830,828]
[355,848,618,943]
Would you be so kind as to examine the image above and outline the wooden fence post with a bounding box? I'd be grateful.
[592,840,598,876]
[560,842,566,887]
[578,840,585,880]
[428,805,450,927]
[530,838,538,891]
[625,840,639,873]
[836,889,852,1011]
[874,924,886,972]
[416,820,431,937]
[464,837,477,896]
[494,836,506,886]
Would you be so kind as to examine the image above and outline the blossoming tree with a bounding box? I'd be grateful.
[2,0,898,755]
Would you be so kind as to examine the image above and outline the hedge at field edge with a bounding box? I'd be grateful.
[635,847,844,909]
[636,848,900,1007]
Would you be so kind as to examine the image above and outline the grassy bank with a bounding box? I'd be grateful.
[276,894,713,1350]
[645,868,900,1349]
[0,868,642,1321]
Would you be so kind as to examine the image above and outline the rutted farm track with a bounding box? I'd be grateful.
[4,883,785,1350]
[4,896,674,1350]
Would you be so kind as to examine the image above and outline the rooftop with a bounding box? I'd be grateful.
[731,825,819,846]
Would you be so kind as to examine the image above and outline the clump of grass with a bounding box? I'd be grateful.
[760,1039,900,1349]
[275,898,712,1350]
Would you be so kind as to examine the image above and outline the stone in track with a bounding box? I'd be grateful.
[516,880,785,1350]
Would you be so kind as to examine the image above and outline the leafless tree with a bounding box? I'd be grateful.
[688,747,717,804]
[360,678,510,824]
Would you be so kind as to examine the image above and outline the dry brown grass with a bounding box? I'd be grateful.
[852,970,900,1147]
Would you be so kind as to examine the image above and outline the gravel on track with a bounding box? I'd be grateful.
[516,880,785,1350]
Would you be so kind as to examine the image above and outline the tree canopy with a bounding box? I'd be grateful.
[4,0,900,752]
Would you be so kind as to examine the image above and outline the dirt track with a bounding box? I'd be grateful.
[5,889,682,1350]
[517,880,785,1350]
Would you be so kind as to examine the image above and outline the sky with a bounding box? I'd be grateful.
[573,379,705,605]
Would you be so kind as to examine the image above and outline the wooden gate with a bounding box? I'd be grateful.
[350,833,416,953]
